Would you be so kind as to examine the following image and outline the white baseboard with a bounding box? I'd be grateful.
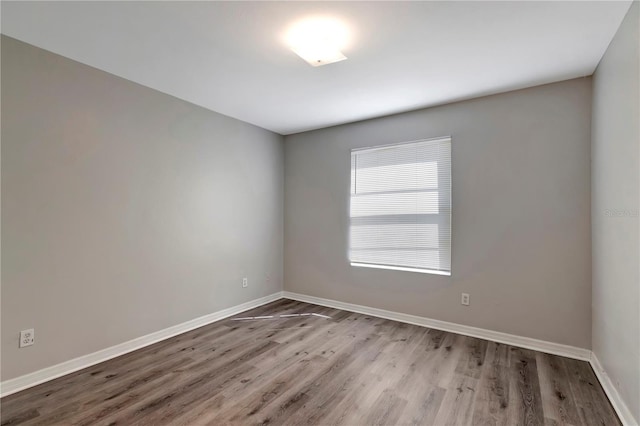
[282,291,592,361]
[590,352,638,426]
[0,292,283,398]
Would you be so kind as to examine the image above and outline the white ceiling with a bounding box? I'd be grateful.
[1,1,632,135]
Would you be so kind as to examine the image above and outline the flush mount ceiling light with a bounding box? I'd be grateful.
[285,17,350,67]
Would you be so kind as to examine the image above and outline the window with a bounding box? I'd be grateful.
[349,137,452,275]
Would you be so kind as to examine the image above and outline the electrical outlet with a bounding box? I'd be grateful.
[242,277,248,288]
[20,329,35,348]
[461,293,470,306]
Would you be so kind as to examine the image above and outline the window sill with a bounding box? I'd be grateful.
[350,262,451,276]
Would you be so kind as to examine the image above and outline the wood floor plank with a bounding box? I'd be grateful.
[1,300,621,426]
[471,341,514,426]
[536,351,581,425]
[29,356,196,426]
[431,374,479,426]
[299,338,395,424]
[250,328,385,425]
[363,388,408,426]
[564,357,622,426]
[214,355,328,424]
[510,347,546,426]
[395,383,446,426]
[455,336,489,379]
[106,340,280,425]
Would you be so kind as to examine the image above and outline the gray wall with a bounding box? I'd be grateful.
[1,36,284,381]
[284,78,593,348]
[591,2,640,422]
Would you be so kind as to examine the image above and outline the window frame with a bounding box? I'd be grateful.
[348,136,452,276]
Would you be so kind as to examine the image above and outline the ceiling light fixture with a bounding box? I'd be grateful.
[285,17,350,67]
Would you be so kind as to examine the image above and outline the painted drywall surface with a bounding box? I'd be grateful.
[284,78,592,348]
[592,2,640,422]
[1,36,284,380]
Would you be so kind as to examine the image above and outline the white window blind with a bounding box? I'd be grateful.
[349,137,451,275]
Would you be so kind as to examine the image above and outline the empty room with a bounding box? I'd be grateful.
[1,1,638,425]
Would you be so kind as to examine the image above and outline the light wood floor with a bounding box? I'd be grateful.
[1,299,620,425]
